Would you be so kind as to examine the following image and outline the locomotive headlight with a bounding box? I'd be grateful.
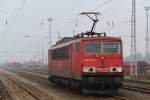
[110,67,122,72]
[83,67,96,73]
[117,67,122,72]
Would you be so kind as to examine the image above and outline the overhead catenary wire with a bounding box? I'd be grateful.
[57,0,113,35]
[58,0,145,35]
[112,16,145,29]
[54,0,84,20]
[93,0,113,11]
[0,10,8,15]
[7,0,20,20]
[106,0,145,17]
[0,0,20,34]
[1,0,20,30]
[1,0,26,38]
[93,0,146,32]
[52,0,85,39]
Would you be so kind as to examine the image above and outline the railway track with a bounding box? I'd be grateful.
[0,71,53,100]
[7,68,150,100]
[2,68,130,100]
[122,79,150,94]
[122,83,150,94]
[125,79,150,85]
[0,79,13,100]
[18,68,150,96]
[110,95,129,100]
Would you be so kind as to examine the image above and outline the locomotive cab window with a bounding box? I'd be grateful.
[103,43,120,54]
[84,42,120,54]
[84,42,101,54]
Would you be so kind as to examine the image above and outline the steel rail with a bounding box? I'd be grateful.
[124,79,150,85]
[0,72,42,100]
[122,84,150,94]
[0,80,14,100]
[1,69,131,100]
[110,95,129,100]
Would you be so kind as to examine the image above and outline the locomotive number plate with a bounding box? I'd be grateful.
[96,68,109,72]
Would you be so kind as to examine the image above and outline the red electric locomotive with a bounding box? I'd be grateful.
[48,12,123,94]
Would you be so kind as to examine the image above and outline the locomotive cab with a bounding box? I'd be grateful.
[82,38,123,74]
[78,33,123,94]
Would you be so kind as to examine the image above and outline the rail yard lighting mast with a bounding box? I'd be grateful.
[144,7,150,61]
[47,18,53,47]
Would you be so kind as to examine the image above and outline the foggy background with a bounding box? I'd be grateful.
[0,0,149,63]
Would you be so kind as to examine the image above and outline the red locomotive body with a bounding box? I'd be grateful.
[48,33,123,94]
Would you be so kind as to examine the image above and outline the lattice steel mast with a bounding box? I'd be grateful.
[144,7,150,61]
[130,0,137,78]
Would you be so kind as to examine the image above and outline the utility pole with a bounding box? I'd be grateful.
[144,7,150,61]
[57,32,61,41]
[47,18,53,47]
[41,41,44,68]
[130,0,137,78]
[37,42,40,63]
[33,46,37,62]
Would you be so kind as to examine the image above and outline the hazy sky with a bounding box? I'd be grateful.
[0,0,150,63]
